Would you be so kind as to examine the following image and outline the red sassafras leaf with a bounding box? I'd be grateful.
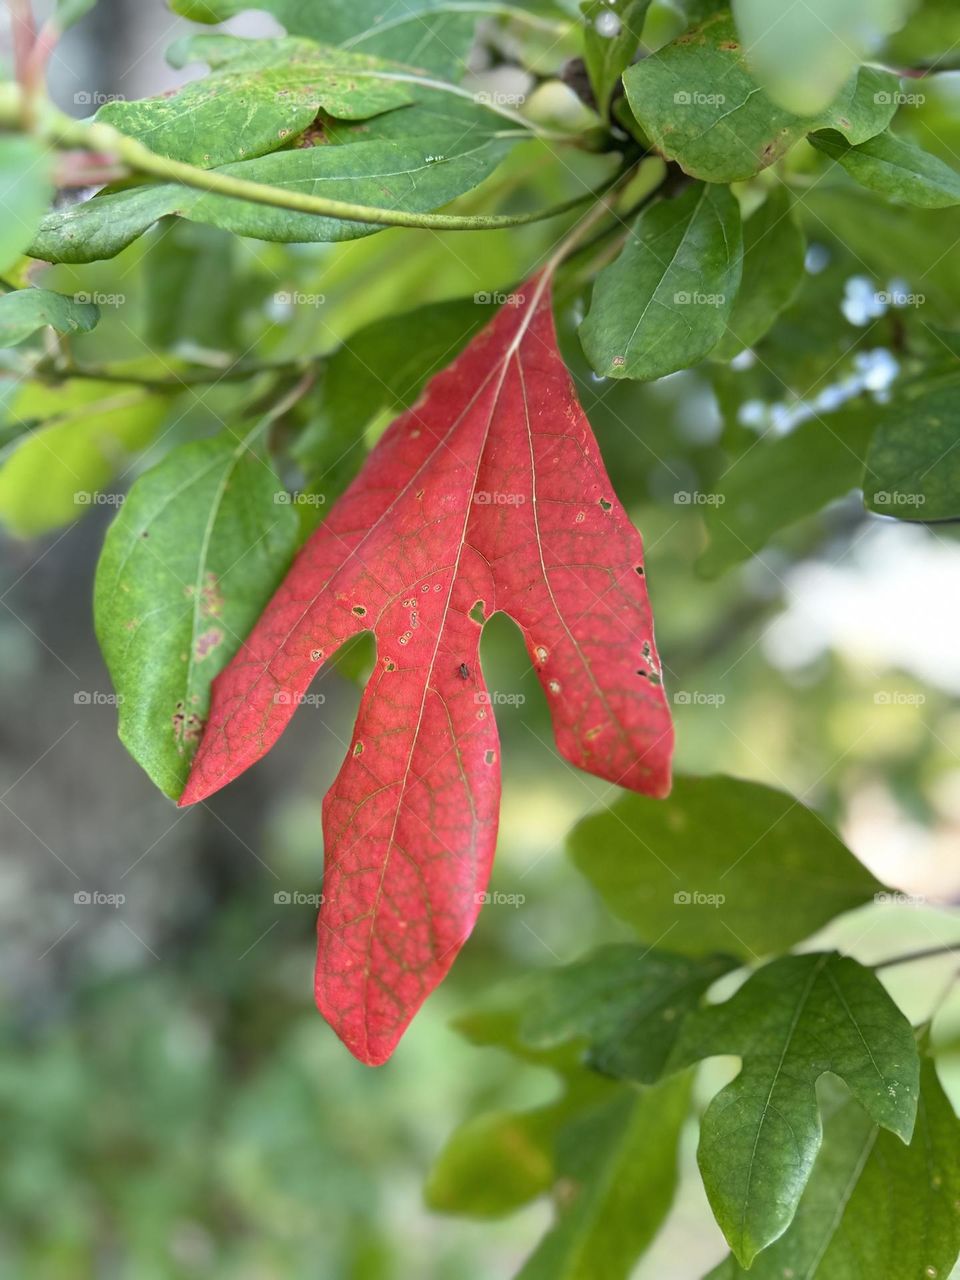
[180,274,673,1064]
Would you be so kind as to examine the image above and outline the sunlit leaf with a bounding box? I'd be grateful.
[568,775,883,958]
[98,36,416,167]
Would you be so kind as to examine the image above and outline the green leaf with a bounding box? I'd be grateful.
[0,136,55,273]
[55,0,97,29]
[517,1074,691,1280]
[568,776,883,958]
[519,945,736,1082]
[141,220,239,352]
[95,425,300,797]
[579,182,743,381]
[864,372,960,521]
[295,296,488,493]
[581,0,652,114]
[0,288,100,347]
[885,0,960,65]
[706,1053,960,1280]
[0,381,165,537]
[622,11,898,183]
[426,1107,560,1217]
[169,0,486,79]
[731,0,912,115]
[798,186,960,323]
[714,186,805,359]
[676,952,920,1266]
[98,36,416,168]
[811,127,960,209]
[29,109,519,264]
[699,404,876,576]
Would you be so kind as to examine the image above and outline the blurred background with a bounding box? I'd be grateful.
[2,1,960,1276]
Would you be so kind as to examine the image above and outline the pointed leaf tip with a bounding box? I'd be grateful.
[181,277,674,1062]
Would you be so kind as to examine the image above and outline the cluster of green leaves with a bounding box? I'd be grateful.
[430,776,959,1276]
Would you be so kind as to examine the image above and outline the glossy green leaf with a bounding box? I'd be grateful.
[29,110,519,264]
[699,405,876,575]
[581,0,652,114]
[169,0,485,79]
[517,1074,691,1280]
[579,182,742,381]
[714,186,805,359]
[622,11,898,183]
[0,288,100,347]
[519,946,736,1082]
[864,372,960,521]
[674,952,920,1265]
[95,425,300,797]
[811,127,960,209]
[568,776,883,958]
[707,1053,960,1280]
[0,136,55,273]
[0,381,165,537]
[731,0,911,115]
[98,36,416,168]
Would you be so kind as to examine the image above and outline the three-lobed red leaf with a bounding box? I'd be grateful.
[180,275,673,1064]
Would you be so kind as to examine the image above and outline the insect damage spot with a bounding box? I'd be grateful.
[599,498,612,511]
[352,605,367,617]
[353,742,363,757]
[194,627,224,661]
[172,701,204,753]
[484,749,496,765]
[469,599,487,625]
[384,660,396,672]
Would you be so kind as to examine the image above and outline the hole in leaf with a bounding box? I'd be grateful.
[635,565,645,576]
[352,605,366,617]
[484,750,496,765]
[353,742,363,757]
[469,600,487,625]
[599,498,612,511]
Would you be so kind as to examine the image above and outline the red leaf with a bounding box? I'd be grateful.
[180,274,673,1064]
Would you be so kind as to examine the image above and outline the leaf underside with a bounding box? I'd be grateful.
[180,278,674,1064]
